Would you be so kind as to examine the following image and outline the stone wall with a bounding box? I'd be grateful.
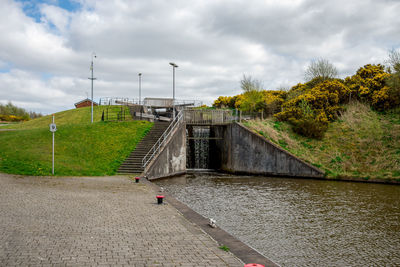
[211,123,324,178]
[144,123,187,180]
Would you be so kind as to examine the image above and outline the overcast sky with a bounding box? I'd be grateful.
[1,0,399,114]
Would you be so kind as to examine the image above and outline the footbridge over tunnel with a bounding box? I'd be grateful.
[142,109,324,180]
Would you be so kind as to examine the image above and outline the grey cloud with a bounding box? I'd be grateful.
[202,0,400,58]
[0,0,399,114]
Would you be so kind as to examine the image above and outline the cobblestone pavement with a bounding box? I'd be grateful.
[0,173,243,266]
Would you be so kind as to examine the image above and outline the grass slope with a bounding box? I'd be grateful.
[0,106,152,176]
[2,105,131,129]
[244,101,400,181]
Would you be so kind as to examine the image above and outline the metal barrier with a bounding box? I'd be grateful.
[101,106,130,121]
[142,110,184,168]
[184,109,237,125]
[99,97,203,107]
[99,97,138,106]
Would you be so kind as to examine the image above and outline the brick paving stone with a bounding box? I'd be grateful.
[0,173,243,266]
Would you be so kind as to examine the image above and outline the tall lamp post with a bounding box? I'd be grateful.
[138,73,142,105]
[169,62,178,119]
[89,52,97,123]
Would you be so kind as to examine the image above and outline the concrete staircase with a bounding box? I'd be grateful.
[118,121,170,174]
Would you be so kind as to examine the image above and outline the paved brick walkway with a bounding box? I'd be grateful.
[0,173,243,266]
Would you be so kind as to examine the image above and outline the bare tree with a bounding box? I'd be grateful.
[304,58,338,81]
[240,74,263,92]
[386,48,400,73]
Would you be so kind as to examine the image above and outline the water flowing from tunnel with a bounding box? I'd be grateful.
[186,126,210,169]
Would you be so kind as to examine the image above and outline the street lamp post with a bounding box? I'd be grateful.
[169,62,178,119]
[138,73,142,105]
[89,52,97,123]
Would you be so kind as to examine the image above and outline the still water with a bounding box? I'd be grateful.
[155,172,400,267]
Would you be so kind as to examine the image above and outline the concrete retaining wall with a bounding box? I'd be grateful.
[144,123,187,180]
[211,122,324,178]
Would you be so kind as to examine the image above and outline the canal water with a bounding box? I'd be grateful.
[154,172,400,267]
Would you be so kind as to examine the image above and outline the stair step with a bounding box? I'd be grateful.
[118,121,170,173]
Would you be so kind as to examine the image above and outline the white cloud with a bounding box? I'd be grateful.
[0,0,399,114]
[40,4,71,33]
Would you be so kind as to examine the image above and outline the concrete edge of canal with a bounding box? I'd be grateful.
[215,169,400,185]
[143,178,281,267]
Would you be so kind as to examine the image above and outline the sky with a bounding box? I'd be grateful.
[0,0,399,114]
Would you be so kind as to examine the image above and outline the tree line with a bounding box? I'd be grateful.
[0,102,42,122]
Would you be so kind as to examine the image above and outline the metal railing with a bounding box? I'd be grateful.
[101,106,130,121]
[99,97,138,106]
[142,110,184,168]
[98,97,203,107]
[184,109,237,125]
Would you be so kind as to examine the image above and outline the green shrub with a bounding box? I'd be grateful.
[289,113,328,139]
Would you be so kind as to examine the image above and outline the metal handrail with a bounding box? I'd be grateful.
[99,97,203,107]
[184,109,237,125]
[142,110,184,168]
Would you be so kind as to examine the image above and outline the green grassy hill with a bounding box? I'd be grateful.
[0,106,152,176]
[244,101,400,181]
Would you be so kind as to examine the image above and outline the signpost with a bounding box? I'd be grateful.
[49,115,57,175]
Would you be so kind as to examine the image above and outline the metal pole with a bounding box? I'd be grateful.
[52,114,54,175]
[139,73,142,105]
[172,66,175,119]
[169,62,178,120]
[91,61,93,123]
[89,52,97,123]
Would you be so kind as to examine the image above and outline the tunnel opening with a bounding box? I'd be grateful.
[186,126,222,170]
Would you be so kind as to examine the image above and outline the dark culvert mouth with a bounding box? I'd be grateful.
[186,126,212,170]
[186,125,226,172]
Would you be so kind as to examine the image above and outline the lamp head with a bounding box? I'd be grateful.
[169,62,178,68]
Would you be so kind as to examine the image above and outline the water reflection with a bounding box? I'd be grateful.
[155,172,400,267]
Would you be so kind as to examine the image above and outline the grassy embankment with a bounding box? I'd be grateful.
[244,101,400,181]
[0,106,152,176]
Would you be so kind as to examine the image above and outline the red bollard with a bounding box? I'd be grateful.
[156,195,164,204]
[244,264,265,267]
[135,177,140,183]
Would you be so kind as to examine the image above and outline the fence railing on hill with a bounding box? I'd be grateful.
[239,110,265,121]
[101,106,130,121]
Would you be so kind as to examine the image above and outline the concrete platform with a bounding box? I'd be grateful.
[0,173,243,266]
